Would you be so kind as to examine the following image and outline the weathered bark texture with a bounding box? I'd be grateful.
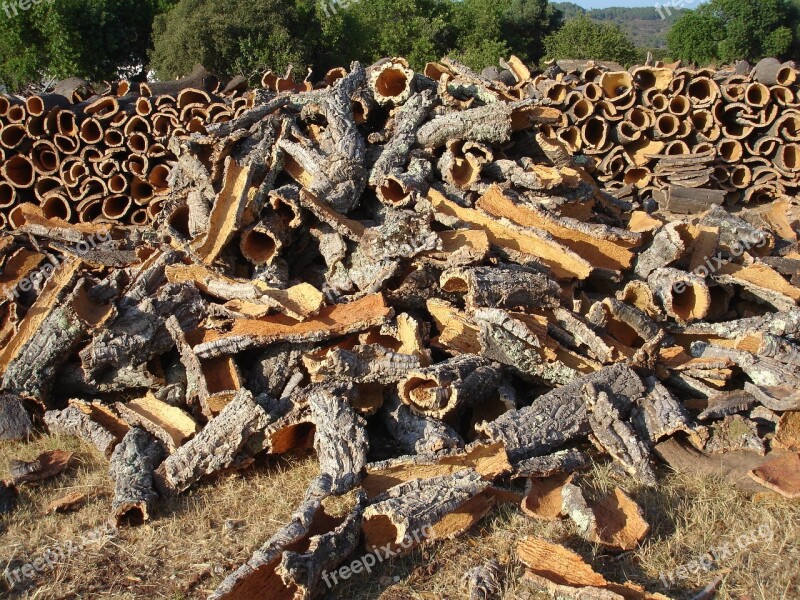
[0,393,33,441]
[108,427,165,525]
[154,389,272,494]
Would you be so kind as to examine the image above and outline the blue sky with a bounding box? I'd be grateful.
[572,0,706,7]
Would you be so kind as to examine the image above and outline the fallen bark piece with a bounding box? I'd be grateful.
[516,537,608,588]
[514,449,590,478]
[464,559,503,600]
[45,491,88,514]
[361,441,510,497]
[308,384,368,495]
[398,354,499,419]
[702,414,765,455]
[277,491,367,598]
[564,484,650,551]
[654,436,774,494]
[44,402,128,457]
[116,392,199,453]
[521,472,572,520]
[429,188,594,280]
[0,480,18,514]
[440,265,560,310]
[109,427,165,526]
[154,389,272,494]
[194,293,392,358]
[10,450,73,484]
[775,411,800,451]
[0,393,33,441]
[585,385,657,486]
[362,469,490,551]
[379,391,464,455]
[749,452,800,499]
[697,390,757,421]
[631,378,691,445]
[209,476,335,600]
[478,363,645,462]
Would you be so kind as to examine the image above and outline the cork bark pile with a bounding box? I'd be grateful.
[1,56,799,598]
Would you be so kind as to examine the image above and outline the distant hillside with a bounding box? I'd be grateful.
[553,2,688,49]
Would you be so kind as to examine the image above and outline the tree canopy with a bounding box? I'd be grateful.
[543,15,638,66]
[0,0,166,90]
[667,0,797,64]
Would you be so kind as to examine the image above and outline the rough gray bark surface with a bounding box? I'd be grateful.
[585,385,657,486]
[441,265,560,310]
[363,469,489,546]
[631,377,691,444]
[308,384,368,495]
[0,393,33,441]
[478,364,646,462]
[464,559,503,600]
[109,427,165,525]
[513,449,590,478]
[154,389,272,494]
[311,344,421,384]
[398,354,499,419]
[379,391,464,454]
[44,404,120,456]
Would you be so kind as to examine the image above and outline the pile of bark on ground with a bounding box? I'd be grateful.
[2,55,799,230]
[0,57,799,599]
[473,56,800,208]
[0,67,254,227]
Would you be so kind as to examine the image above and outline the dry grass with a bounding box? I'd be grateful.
[1,435,799,600]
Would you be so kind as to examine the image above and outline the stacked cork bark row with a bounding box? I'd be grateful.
[0,67,254,228]
[470,56,799,210]
[0,57,799,600]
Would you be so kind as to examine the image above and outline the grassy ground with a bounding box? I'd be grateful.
[1,434,798,600]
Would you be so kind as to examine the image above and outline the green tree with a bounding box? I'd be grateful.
[667,0,796,65]
[543,16,638,66]
[0,0,166,91]
[342,0,456,70]
[150,0,319,81]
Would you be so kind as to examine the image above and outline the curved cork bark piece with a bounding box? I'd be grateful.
[476,185,640,272]
[585,384,656,486]
[521,472,572,520]
[305,344,421,384]
[308,384,368,495]
[428,188,593,280]
[514,449,590,478]
[193,293,392,359]
[115,392,199,453]
[440,265,560,310]
[209,476,338,600]
[379,391,464,455]
[154,389,272,494]
[362,469,490,552]
[44,402,128,457]
[478,363,645,462]
[109,427,165,526]
[361,441,510,498]
[397,354,499,419]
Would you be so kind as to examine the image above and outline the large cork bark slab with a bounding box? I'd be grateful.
[154,389,272,494]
